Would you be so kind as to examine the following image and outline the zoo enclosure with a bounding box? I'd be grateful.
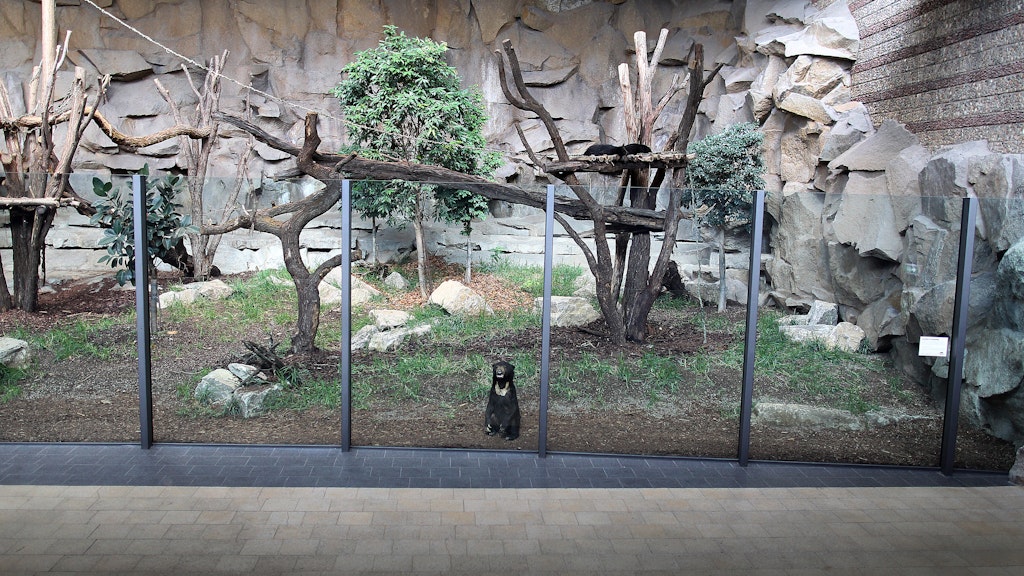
[115,175,987,475]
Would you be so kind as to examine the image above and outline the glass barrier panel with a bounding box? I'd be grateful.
[145,175,338,444]
[347,181,544,450]
[749,192,967,466]
[956,195,1020,471]
[0,172,138,443]
[543,184,743,458]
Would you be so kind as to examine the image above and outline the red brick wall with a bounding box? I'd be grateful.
[839,0,1024,153]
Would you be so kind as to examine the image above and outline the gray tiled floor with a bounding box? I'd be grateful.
[1,443,1020,575]
[0,443,1011,489]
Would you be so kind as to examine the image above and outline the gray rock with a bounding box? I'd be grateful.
[918,141,993,226]
[351,324,379,351]
[964,328,1024,398]
[752,402,864,431]
[774,1,860,60]
[384,271,408,290]
[995,237,1024,331]
[429,280,493,316]
[780,321,865,353]
[159,279,234,309]
[829,120,919,172]
[856,292,904,350]
[1011,446,1024,486]
[819,106,873,161]
[227,363,263,385]
[972,154,1024,253]
[194,369,241,405]
[536,296,600,327]
[776,91,833,124]
[368,324,432,352]
[807,300,839,325]
[0,337,31,370]
[70,49,152,81]
[827,172,904,262]
[369,309,412,330]
[234,384,282,418]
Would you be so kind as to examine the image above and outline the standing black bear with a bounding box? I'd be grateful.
[484,360,520,441]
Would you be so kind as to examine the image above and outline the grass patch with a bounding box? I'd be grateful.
[480,259,583,297]
[0,364,27,403]
[744,311,884,413]
[16,317,126,360]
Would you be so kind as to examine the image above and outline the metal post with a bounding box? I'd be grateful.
[341,180,353,451]
[940,196,977,475]
[538,185,554,457]
[133,175,153,449]
[737,190,765,466]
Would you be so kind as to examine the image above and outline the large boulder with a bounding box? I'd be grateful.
[535,296,600,327]
[0,337,31,370]
[971,154,1024,253]
[766,187,835,307]
[428,280,493,316]
[773,1,860,60]
[780,321,865,353]
[158,279,233,309]
[825,171,904,262]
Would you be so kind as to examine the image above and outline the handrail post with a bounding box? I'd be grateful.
[538,185,554,457]
[133,174,153,449]
[341,179,353,451]
[939,196,977,475]
[737,189,765,466]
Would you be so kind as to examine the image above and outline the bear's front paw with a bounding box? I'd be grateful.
[485,426,497,435]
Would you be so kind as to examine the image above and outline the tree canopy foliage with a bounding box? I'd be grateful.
[685,121,765,311]
[331,26,499,293]
[685,122,766,230]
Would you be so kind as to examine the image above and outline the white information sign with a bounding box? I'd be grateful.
[919,336,949,358]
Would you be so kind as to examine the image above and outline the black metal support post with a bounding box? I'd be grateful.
[538,185,554,457]
[737,190,766,466]
[939,196,977,475]
[133,175,154,449]
[341,180,353,451]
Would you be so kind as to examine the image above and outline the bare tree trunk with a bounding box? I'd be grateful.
[413,190,429,299]
[464,222,472,284]
[0,251,11,311]
[9,208,44,311]
[717,228,727,313]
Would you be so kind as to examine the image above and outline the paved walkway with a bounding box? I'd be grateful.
[1,444,1021,575]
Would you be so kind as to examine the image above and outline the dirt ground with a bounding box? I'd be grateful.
[0,274,1016,472]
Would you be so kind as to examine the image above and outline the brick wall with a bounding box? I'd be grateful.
[837,0,1024,153]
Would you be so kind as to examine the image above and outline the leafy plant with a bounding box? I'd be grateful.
[90,165,197,286]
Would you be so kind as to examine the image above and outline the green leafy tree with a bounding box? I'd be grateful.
[331,26,498,297]
[685,122,766,312]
